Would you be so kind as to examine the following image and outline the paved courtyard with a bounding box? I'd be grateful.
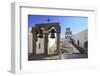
[28,42,87,60]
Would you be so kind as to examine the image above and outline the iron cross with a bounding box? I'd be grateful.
[46,18,51,23]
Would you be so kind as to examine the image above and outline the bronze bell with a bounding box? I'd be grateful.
[50,29,56,38]
[38,29,43,38]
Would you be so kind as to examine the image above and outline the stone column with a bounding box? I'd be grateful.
[32,31,37,55]
[57,33,60,54]
[44,33,48,55]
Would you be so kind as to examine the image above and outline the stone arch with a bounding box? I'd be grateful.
[31,23,61,55]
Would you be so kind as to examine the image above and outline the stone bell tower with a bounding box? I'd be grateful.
[65,28,72,42]
[31,23,61,56]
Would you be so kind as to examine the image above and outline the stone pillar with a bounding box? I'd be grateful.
[32,31,37,55]
[57,33,60,54]
[44,33,48,55]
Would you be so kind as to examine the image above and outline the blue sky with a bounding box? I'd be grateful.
[28,15,88,38]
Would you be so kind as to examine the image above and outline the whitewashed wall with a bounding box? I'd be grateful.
[28,33,33,53]
[36,38,44,54]
[73,29,88,48]
[28,28,33,53]
[28,28,45,54]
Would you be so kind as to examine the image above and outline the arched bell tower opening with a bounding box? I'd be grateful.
[31,23,61,56]
[48,27,57,55]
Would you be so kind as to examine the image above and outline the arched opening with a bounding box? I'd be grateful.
[48,27,57,54]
